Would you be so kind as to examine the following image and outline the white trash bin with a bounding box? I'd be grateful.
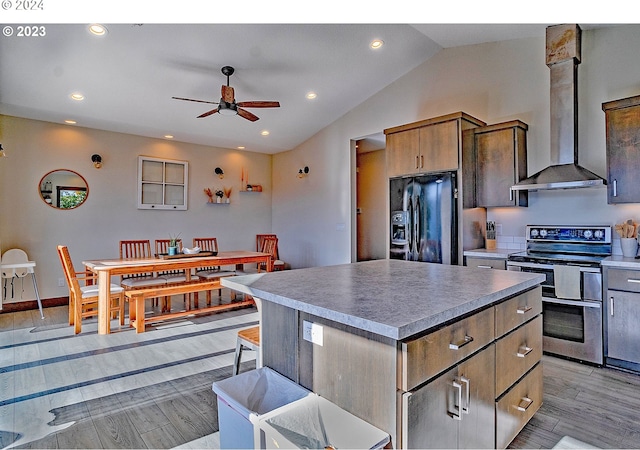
[212,367,310,449]
[254,393,390,449]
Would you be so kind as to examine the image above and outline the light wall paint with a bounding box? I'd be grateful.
[0,116,272,303]
[4,26,640,303]
[273,25,640,268]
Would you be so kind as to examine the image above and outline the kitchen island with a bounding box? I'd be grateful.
[222,259,545,448]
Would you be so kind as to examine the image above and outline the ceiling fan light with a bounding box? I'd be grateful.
[219,108,237,116]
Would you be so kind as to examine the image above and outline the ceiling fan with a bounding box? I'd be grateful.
[172,66,280,122]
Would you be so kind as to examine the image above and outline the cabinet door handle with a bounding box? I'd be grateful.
[610,296,614,316]
[517,345,533,358]
[510,188,513,201]
[415,155,419,169]
[627,279,640,284]
[517,305,533,315]
[460,376,470,414]
[613,179,618,197]
[516,397,533,412]
[477,265,493,269]
[449,335,474,350]
[451,380,463,420]
[420,155,424,168]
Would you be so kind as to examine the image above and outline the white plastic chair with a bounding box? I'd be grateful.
[1,248,44,318]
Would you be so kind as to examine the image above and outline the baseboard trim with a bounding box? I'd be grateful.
[0,297,68,314]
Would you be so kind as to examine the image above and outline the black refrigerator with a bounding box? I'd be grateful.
[390,172,457,264]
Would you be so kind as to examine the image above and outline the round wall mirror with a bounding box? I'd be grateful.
[39,169,89,209]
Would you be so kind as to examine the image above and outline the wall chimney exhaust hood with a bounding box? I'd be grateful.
[511,24,606,192]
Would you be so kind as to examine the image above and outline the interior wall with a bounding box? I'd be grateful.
[356,149,387,261]
[272,25,640,267]
[0,115,272,303]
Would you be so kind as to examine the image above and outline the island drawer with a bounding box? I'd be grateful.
[466,256,506,270]
[494,286,541,337]
[399,306,494,391]
[607,268,640,293]
[495,315,542,396]
[496,362,543,449]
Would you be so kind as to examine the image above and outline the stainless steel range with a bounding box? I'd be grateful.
[507,225,612,365]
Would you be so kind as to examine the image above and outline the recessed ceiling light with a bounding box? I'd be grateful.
[237,146,245,150]
[70,93,84,101]
[370,39,384,50]
[89,24,108,36]
[261,130,270,136]
[306,92,317,100]
[64,120,77,124]
[164,135,174,139]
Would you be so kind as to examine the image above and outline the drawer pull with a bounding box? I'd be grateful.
[610,297,614,316]
[516,305,532,315]
[627,279,640,284]
[460,376,470,414]
[516,397,533,412]
[477,265,493,269]
[451,380,463,420]
[517,345,533,358]
[449,335,474,350]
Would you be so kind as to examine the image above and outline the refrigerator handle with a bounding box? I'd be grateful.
[414,195,420,259]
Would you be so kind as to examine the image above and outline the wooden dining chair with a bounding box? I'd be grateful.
[119,239,167,310]
[193,238,236,305]
[260,236,285,271]
[154,239,188,311]
[233,325,260,376]
[57,245,125,334]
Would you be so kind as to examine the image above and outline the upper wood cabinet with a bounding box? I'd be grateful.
[602,95,640,204]
[384,113,485,178]
[473,120,528,207]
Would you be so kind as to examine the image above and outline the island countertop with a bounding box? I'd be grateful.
[222,259,544,341]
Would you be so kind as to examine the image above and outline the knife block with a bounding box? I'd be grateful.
[486,239,497,250]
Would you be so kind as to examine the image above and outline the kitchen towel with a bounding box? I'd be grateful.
[553,265,582,300]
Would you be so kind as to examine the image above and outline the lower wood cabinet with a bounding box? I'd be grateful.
[496,362,543,449]
[465,255,507,270]
[400,286,542,449]
[401,345,496,449]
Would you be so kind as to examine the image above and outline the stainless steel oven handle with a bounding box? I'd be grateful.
[506,261,601,273]
[543,296,601,308]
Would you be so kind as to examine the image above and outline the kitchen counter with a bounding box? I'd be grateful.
[222,259,543,340]
[602,255,640,269]
[223,259,544,448]
[463,248,522,259]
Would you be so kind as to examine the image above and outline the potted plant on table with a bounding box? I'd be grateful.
[168,233,181,255]
[215,189,224,203]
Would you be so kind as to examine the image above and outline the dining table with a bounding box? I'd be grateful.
[83,250,272,334]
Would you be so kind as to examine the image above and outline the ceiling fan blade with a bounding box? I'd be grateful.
[221,85,235,103]
[237,101,280,108]
[172,96,219,105]
[237,108,259,122]
[197,108,219,118]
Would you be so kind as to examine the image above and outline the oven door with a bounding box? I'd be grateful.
[506,261,604,365]
[541,297,603,365]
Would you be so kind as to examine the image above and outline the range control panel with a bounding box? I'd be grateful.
[526,225,612,243]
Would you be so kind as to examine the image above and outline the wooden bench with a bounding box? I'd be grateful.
[125,279,254,333]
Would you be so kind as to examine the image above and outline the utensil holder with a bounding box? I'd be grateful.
[486,239,497,250]
[620,238,638,258]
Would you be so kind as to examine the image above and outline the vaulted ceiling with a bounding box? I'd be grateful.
[1,23,595,154]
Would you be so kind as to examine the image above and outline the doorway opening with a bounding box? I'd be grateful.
[354,132,387,262]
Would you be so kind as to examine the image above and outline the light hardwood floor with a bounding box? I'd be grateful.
[2,302,640,449]
[0,298,258,449]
